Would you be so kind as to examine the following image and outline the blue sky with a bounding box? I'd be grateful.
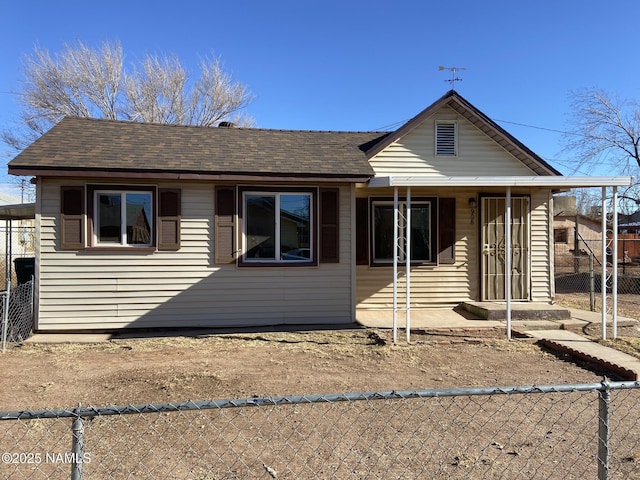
[1,0,639,199]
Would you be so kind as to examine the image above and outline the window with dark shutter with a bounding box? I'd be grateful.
[319,189,339,263]
[435,122,457,156]
[60,186,85,250]
[355,198,369,265]
[215,186,236,264]
[438,197,456,264]
[158,189,181,251]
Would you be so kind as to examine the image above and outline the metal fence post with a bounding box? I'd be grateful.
[590,253,595,312]
[598,378,611,480]
[71,412,85,480]
[1,283,10,352]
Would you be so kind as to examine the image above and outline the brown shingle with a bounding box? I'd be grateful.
[9,117,386,178]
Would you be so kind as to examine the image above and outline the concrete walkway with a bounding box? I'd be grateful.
[524,329,640,380]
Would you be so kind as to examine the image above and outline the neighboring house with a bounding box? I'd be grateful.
[618,210,640,235]
[7,90,631,331]
[553,214,603,259]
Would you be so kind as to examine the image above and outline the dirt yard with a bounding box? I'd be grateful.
[0,327,617,411]
[3,327,640,479]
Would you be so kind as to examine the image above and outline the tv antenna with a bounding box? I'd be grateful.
[438,66,466,89]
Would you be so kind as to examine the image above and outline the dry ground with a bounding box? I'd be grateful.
[3,327,640,479]
[555,292,640,358]
[0,327,618,412]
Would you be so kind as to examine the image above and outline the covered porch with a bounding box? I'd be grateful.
[366,175,633,342]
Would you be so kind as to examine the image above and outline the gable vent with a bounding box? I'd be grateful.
[435,122,457,156]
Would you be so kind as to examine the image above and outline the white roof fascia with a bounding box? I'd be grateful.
[368,176,633,188]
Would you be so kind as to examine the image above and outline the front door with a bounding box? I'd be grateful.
[481,196,530,301]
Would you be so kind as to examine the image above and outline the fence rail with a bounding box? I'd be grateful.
[1,379,639,479]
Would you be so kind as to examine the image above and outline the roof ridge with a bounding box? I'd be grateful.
[60,116,389,135]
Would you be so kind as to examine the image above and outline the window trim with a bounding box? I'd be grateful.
[87,185,157,249]
[238,186,317,267]
[435,121,458,157]
[370,196,437,266]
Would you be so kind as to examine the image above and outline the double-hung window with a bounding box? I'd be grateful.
[94,190,153,246]
[372,200,432,264]
[242,190,313,263]
[60,184,179,251]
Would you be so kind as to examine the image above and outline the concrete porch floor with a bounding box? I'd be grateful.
[23,305,637,344]
[355,304,638,333]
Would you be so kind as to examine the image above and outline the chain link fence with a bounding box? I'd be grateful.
[0,225,36,348]
[555,235,640,317]
[0,225,35,288]
[1,380,639,479]
[1,279,34,348]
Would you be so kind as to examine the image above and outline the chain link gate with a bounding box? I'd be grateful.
[0,223,35,350]
[0,279,34,349]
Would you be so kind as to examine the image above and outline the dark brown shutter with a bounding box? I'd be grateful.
[60,186,84,250]
[319,189,339,263]
[158,188,181,251]
[438,197,456,264]
[355,197,369,265]
[215,186,236,264]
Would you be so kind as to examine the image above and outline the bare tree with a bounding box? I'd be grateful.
[125,54,253,127]
[2,39,254,153]
[564,88,640,174]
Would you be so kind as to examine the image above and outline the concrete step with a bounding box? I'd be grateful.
[462,302,571,321]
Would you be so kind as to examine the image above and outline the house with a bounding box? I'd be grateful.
[7,90,632,332]
[554,213,603,253]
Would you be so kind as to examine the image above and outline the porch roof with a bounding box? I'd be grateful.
[0,203,35,220]
[368,175,633,188]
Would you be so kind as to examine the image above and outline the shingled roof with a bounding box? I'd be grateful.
[8,117,387,181]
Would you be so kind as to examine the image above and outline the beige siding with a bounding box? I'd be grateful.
[530,190,552,301]
[356,187,553,309]
[37,179,353,330]
[369,106,537,177]
[356,187,478,309]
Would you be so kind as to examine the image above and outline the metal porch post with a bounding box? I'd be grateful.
[602,187,607,340]
[612,186,618,339]
[506,187,512,340]
[406,187,411,343]
[393,187,398,344]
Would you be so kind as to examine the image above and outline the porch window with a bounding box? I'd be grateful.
[372,200,432,264]
[242,191,313,263]
[94,190,153,246]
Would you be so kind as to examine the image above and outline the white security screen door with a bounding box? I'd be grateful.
[481,197,530,301]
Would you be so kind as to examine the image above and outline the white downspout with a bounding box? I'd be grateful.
[393,187,398,344]
[406,187,411,343]
[506,188,512,341]
[601,187,607,340]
